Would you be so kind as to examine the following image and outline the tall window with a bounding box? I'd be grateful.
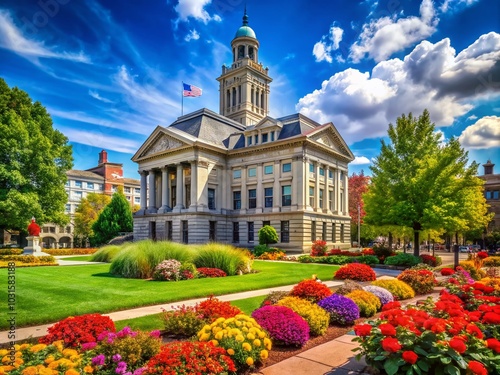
[264,165,273,174]
[328,170,333,179]
[248,167,256,177]
[264,187,273,207]
[248,189,256,209]
[135,188,140,194]
[332,223,336,242]
[282,163,291,173]
[75,180,82,188]
[87,182,95,189]
[319,167,325,176]
[329,190,333,210]
[340,192,343,212]
[248,222,254,242]
[311,221,316,242]
[263,221,271,227]
[185,184,191,207]
[319,189,324,208]
[232,222,240,243]
[208,188,216,210]
[124,186,130,193]
[309,187,314,206]
[171,186,176,207]
[247,136,252,146]
[322,222,327,241]
[233,169,241,179]
[281,221,290,243]
[340,224,345,242]
[209,221,216,241]
[166,221,172,241]
[182,221,188,243]
[309,163,314,173]
[270,132,275,141]
[233,191,241,209]
[262,133,268,143]
[282,185,291,206]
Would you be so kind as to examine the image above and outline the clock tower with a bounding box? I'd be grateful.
[216,10,272,126]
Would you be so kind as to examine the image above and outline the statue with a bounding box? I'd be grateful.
[24,217,45,256]
[28,217,41,236]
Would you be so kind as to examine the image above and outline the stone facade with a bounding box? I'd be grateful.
[132,12,354,252]
[479,160,500,231]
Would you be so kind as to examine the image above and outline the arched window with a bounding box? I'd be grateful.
[249,46,254,61]
[238,45,245,59]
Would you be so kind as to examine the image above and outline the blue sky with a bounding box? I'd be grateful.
[1,0,499,179]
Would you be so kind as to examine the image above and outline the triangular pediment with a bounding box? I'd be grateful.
[253,116,282,130]
[309,125,355,161]
[132,127,190,161]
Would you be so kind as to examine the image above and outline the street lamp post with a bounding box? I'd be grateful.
[357,204,361,249]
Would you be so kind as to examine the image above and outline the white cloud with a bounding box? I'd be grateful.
[349,0,438,62]
[458,116,500,149]
[88,90,114,103]
[0,9,90,64]
[174,0,221,24]
[313,23,344,63]
[467,115,478,120]
[184,29,200,42]
[351,156,371,165]
[440,0,479,13]
[297,33,500,144]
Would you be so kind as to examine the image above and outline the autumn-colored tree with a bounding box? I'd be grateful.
[73,193,111,247]
[348,171,370,245]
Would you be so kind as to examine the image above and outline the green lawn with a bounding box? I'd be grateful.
[0,261,338,329]
[58,256,94,261]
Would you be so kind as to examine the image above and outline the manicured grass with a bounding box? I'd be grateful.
[231,295,266,315]
[0,261,338,329]
[115,314,163,332]
[59,256,94,261]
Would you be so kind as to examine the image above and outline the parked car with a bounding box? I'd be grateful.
[470,245,481,252]
[459,245,471,253]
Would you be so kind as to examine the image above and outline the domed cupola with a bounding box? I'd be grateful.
[231,8,259,62]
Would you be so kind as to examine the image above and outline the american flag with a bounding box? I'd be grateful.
[183,83,202,97]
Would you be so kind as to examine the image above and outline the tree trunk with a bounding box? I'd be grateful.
[413,230,420,257]
[388,232,393,252]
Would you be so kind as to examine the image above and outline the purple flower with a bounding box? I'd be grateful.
[115,361,127,374]
[81,342,97,351]
[318,294,360,325]
[97,331,111,341]
[133,368,146,375]
[149,330,161,338]
[91,354,106,366]
[106,333,117,344]
[117,327,134,338]
[252,305,309,346]
[112,354,122,363]
[363,285,394,306]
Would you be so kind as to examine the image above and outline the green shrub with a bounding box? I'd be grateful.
[372,245,393,260]
[162,305,205,338]
[258,225,278,246]
[297,255,316,263]
[345,290,381,317]
[384,252,422,267]
[90,245,122,262]
[110,240,194,278]
[277,296,329,336]
[253,245,281,257]
[335,280,364,295]
[193,243,252,276]
[371,279,415,300]
[353,255,379,265]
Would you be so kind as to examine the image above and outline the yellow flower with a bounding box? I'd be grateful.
[0,365,14,375]
[227,348,235,356]
[62,349,78,358]
[246,357,254,366]
[22,366,37,375]
[65,369,80,375]
[260,350,269,359]
[215,331,224,340]
[84,366,94,374]
[249,327,258,334]
[215,317,225,324]
[44,355,55,364]
[0,350,8,357]
[242,343,252,351]
[235,321,242,327]
[38,367,53,375]
[247,333,255,340]
[14,358,24,368]
[242,326,249,332]
[1,357,11,364]
[53,341,64,353]
[231,328,241,336]
[30,344,47,353]
[48,361,60,369]
[258,331,266,339]
[199,333,210,342]
[264,338,272,350]
[235,334,245,342]
[253,339,261,347]
[211,340,219,347]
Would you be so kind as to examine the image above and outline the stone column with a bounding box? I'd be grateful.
[273,160,280,212]
[241,166,247,211]
[137,170,148,215]
[146,170,157,214]
[219,165,225,212]
[174,164,184,211]
[324,165,330,212]
[343,171,349,216]
[190,160,198,210]
[158,167,170,214]
[256,163,263,213]
[315,162,320,211]
[336,168,341,214]
[292,156,304,209]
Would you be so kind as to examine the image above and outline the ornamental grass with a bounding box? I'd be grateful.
[276,296,330,336]
[371,279,415,300]
[345,290,381,317]
[289,279,332,303]
[193,243,252,276]
[252,305,310,346]
[333,263,376,282]
[196,314,272,371]
[90,245,122,262]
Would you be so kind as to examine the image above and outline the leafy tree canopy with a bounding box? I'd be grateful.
[258,225,278,246]
[0,78,73,231]
[363,109,487,256]
[91,189,133,246]
[348,170,370,227]
[74,193,111,246]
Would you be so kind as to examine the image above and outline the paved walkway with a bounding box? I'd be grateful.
[2,256,413,374]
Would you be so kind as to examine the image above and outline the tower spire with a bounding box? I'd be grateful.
[242,6,248,26]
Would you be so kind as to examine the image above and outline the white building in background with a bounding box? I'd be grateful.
[41,150,140,248]
[132,11,354,252]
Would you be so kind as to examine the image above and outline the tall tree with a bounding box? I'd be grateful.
[0,78,73,232]
[73,193,111,247]
[348,171,370,244]
[364,110,486,256]
[91,189,133,246]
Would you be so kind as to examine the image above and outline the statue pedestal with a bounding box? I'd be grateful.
[24,236,49,256]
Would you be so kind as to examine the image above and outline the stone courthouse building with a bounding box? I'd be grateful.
[132,11,354,252]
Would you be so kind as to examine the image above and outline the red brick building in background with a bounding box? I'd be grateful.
[41,150,141,248]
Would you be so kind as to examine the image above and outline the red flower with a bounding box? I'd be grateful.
[290,279,332,303]
[440,268,455,276]
[379,323,397,336]
[465,323,484,339]
[381,337,401,353]
[476,251,488,259]
[449,338,467,354]
[354,324,372,337]
[486,338,500,353]
[468,361,488,375]
[381,301,401,311]
[402,351,418,364]
[482,312,500,324]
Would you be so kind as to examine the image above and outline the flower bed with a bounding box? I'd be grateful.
[44,248,98,255]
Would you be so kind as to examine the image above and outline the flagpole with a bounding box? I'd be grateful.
[181,82,184,116]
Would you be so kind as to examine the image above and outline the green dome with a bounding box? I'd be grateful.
[234,9,256,39]
[235,25,256,39]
